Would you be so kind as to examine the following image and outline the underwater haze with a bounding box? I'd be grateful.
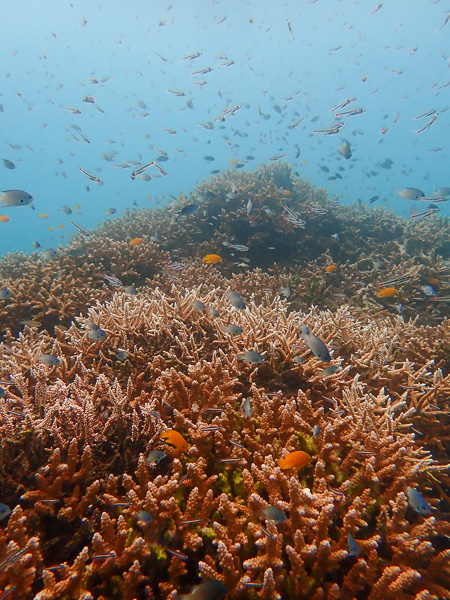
[0,0,448,257]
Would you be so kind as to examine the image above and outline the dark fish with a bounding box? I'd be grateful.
[369,195,379,204]
[178,204,200,217]
[2,159,15,170]
[203,156,215,161]
[379,158,393,169]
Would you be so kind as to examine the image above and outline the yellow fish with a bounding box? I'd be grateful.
[203,254,222,264]
[161,430,189,452]
[278,450,311,471]
[377,287,398,298]
[129,237,145,246]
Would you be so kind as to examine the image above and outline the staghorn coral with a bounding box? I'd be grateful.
[0,284,448,599]
[0,165,449,599]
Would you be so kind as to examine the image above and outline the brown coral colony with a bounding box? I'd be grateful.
[0,164,449,599]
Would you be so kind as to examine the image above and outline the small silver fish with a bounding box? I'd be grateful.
[147,450,166,465]
[238,351,265,364]
[312,425,321,438]
[134,510,152,524]
[88,328,106,341]
[262,505,287,525]
[406,487,432,515]
[0,189,34,207]
[398,187,425,200]
[116,350,129,361]
[123,285,138,296]
[226,290,246,309]
[209,308,220,317]
[242,397,252,418]
[38,354,60,366]
[321,365,340,377]
[223,324,243,335]
[299,324,331,362]
[192,300,206,311]
[40,248,57,260]
[0,288,12,300]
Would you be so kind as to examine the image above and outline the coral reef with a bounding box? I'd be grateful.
[0,165,449,599]
[0,287,449,599]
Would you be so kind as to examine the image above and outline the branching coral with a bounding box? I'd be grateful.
[0,282,448,599]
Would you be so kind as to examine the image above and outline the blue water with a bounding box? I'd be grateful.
[0,0,448,256]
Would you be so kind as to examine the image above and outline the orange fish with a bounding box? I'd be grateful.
[129,237,145,246]
[229,158,238,166]
[283,190,292,197]
[428,278,439,285]
[377,287,398,298]
[0,215,10,223]
[161,430,189,452]
[278,450,311,470]
[39,213,49,219]
[325,264,337,272]
[48,226,54,231]
[203,254,222,264]
[57,224,65,229]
